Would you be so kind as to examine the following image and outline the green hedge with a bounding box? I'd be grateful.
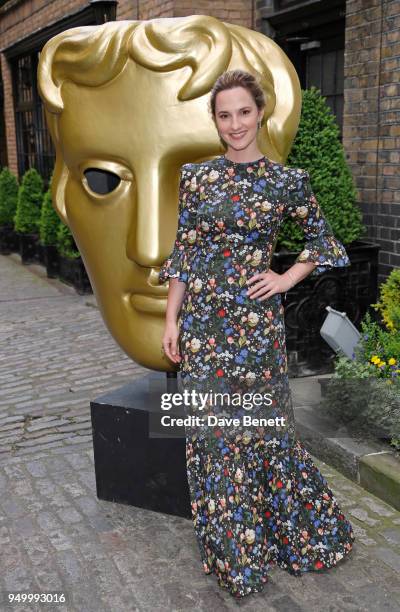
[0,167,19,226]
[56,223,80,259]
[278,86,366,253]
[39,173,61,246]
[14,168,44,234]
[322,268,400,452]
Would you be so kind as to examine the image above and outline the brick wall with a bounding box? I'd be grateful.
[4,0,398,284]
[344,0,400,283]
[0,0,257,177]
[0,0,87,176]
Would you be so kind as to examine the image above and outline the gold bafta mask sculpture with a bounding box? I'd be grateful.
[37,15,301,371]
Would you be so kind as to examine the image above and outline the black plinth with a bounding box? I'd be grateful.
[90,372,191,519]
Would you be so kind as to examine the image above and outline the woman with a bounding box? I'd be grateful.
[159,69,355,599]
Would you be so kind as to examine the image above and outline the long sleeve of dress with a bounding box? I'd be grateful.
[158,164,198,284]
[285,169,351,277]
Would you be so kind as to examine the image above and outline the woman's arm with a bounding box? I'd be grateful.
[165,277,187,324]
[162,278,186,363]
[247,169,351,301]
[282,261,318,288]
[159,165,199,363]
[284,168,351,276]
[281,168,351,299]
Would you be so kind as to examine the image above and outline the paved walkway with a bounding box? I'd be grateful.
[1,254,400,612]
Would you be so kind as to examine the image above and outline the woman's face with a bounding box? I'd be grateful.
[214,86,264,152]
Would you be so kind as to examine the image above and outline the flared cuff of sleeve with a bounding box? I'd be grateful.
[295,232,351,277]
[158,247,190,284]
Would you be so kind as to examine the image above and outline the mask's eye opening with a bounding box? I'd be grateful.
[83,168,121,195]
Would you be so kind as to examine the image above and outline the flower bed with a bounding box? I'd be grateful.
[320,269,400,452]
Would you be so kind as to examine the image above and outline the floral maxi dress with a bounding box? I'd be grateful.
[158,155,355,598]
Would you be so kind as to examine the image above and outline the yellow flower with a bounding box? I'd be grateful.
[370,355,379,363]
[388,358,396,366]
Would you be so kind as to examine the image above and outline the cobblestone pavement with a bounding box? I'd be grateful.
[1,254,400,612]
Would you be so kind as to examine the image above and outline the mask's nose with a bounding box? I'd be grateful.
[125,164,178,270]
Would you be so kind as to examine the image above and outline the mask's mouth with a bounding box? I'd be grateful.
[129,293,166,314]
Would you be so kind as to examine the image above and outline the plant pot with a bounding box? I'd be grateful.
[59,255,92,295]
[43,245,60,278]
[318,376,332,398]
[18,233,39,264]
[319,376,400,443]
[0,226,11,254]
[271,239,381,377]
[0,225,19,254]
[36,242,46,265]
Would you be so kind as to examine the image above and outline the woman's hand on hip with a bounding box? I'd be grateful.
[246,269,292,301]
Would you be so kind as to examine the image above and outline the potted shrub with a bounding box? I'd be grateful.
[320,269,400,452]
[39,173,61,278]
[57,223,92,295]
[371,268,400,332]
[0,167,19,254]
[14,168,44,264]
[271,86,379,376]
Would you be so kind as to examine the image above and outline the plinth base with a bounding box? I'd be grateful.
[90,371,191,519]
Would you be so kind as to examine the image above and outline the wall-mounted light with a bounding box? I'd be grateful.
[320,306,361,360]
[285,36,310,43]
[300,40,321,51]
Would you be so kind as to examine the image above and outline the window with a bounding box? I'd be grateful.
[305,42,344,134]
[263,0,345,137]
[12,51,55,185]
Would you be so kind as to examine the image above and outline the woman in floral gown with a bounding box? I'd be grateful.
[159,69,355,598]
